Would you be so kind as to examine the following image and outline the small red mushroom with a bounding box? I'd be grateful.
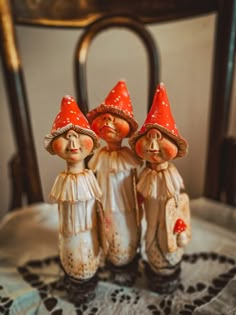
[174,218,189,248]
[173,218,187,234]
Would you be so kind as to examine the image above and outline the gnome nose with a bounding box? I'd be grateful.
[69,138,77,149]
[150,138,160,150]
[103,113,114,124]
[147,129,161,151]
[67,132,79,150]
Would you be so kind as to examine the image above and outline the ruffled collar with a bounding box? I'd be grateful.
[137,163,184,199]
[88,146,142,173]
[50,169,102,202]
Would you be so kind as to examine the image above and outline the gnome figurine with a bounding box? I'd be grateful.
[129,83,191,294]
[44,95,106,302]
[87,80,142,286]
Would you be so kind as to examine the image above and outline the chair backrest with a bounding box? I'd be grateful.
[0,0,235,210]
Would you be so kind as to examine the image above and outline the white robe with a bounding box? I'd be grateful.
[50,169,102,280]
[89,146,142,265]
[137,162,185,273]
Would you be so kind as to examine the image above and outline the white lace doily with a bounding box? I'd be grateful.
[0,199,236,315]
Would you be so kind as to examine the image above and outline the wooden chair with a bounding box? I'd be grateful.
[0,0,236,211]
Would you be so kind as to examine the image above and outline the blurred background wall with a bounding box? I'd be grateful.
[0,13,235,216]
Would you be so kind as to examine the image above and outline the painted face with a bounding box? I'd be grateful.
[135,128,178,164]
[91,112,130,143]
[52,129,94,163]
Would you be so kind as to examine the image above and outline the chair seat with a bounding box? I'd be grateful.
[0,199,236,314]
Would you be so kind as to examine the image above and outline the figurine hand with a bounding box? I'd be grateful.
[105,216,112,233]
[137,193,144,208]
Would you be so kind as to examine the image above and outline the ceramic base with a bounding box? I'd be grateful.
[63,273,98,303]
[144,261,181,294]
[107,253,140,287]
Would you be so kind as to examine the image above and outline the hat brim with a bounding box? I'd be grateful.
[129,123,188,158]
[44,123,100,155]
[87,104,138,137]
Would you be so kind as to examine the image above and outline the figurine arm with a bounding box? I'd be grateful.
[96,199,108,255]
[131,168,144,226]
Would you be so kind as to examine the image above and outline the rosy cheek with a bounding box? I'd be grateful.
[91,119,102,135]
[52,140,63,154]
[119,121,130,134]
[164,144,178,160]
[82,138,93,153]
[135,140,144,157]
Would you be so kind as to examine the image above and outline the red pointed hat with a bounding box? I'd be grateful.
[44,95,100,154]
[129,83,188,157]
[87,80,138,136]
